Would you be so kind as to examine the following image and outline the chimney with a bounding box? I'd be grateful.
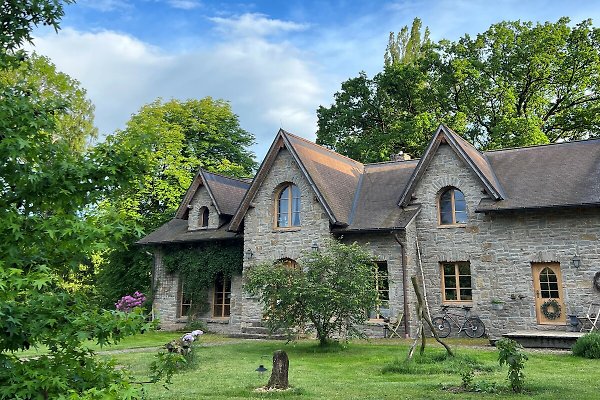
[390,151,411,162]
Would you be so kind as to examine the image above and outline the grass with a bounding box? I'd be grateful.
[102,337,600,399]
[16,331,237,358]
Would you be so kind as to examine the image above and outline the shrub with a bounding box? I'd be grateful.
[496,338,528,393]
[572,332,600,359]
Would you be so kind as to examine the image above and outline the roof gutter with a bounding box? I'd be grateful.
[475,202,600,213]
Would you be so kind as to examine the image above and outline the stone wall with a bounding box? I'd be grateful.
[187,186,220,230]
[241,148,332,328]
[410,144,600,337]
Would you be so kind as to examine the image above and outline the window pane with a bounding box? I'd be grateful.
[444,276,456,289]
[224,305,230,317]
[443,264,455,275]
[458,264,470,275]
[292,211,300,226]
[455,211,468,224]
[460,289,473,301]
[445,289,457,300]
[440,191,453,224]
[459,275,471,290]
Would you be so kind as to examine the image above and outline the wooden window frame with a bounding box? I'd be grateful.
[199,206,209,228]
[440,262,473,304]
[277,258,299,270]
[274,183,301,229]
[212,274,231,319]
[438,187,467,227]
[370,261,390,321]
[179,281,193,318]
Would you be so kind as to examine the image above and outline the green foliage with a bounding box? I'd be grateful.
[95,97,256,307]
[572,332,600,359]
[150,351,188,386]
[318,17,600,162]
[497,338,528,393]
[0,2,152,397]
[162,242,243,315]
[245,240,378,346]
[384,17,431,66]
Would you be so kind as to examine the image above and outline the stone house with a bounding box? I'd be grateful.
[139,125,600,338]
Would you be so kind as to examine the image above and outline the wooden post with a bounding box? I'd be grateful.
[267,350,289,389]
[408,276,454,359]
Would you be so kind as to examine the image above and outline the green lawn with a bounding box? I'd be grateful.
[104,336,600,399]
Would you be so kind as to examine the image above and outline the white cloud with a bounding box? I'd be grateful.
[76,0,131,12]
[167,0,202,10]
[31,27,323,158]
[210,13,308,38]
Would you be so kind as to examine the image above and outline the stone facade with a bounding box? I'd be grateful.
[188,187,221,230]
[241,148,332,330]
[410,144,600,337]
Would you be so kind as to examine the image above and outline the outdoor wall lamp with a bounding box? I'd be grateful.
[311,242,319,252]
[245,248,254,260]
[571,255,582,268]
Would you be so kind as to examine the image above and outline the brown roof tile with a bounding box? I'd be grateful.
[137,219,241,245]
[478,139,600,211]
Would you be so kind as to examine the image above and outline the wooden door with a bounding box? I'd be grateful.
[531,263,566,325]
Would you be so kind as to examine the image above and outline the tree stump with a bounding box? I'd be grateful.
[267,350,289,389]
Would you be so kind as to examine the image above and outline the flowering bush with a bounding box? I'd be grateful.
[115,291,146,312]
[150,330,204,384]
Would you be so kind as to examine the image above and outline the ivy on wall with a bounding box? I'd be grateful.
[162,241,243,314]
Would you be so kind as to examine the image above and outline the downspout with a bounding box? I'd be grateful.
[393,232,411,338]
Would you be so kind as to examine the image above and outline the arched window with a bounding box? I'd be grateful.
[199,206,209,228]
[276,258,299,270]
[439,188,467,225]
[276,183,300,228]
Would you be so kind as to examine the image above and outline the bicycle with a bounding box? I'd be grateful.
[431,305,486,338]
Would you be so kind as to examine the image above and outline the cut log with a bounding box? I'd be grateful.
[267,350,289,389]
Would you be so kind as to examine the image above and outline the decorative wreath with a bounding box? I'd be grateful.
[541,299,562,320]
[593,271,600,292]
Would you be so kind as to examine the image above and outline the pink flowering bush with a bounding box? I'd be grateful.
[115,291,146,312]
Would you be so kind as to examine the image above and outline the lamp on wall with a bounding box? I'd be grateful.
[245,248,254,261]
[571,255,582,268]
[311,242,319,252]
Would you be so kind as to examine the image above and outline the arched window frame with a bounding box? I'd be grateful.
[199,206,209,228]
[274,183,301,229]
[276,257,299,270]
[438,187,468,226]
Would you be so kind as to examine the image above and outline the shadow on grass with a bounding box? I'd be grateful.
[382,350,497,375]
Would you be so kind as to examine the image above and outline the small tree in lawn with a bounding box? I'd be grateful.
[245,240,378,346]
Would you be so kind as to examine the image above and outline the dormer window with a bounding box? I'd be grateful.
[439,188,467,225]
[199,206,209,228]
[276,183,300,228]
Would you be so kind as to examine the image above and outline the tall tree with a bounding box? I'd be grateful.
[0,53,97,151]
[384,17,431,66]
[0,1,150,398]
[95,98,256,306]
[318,17,600,162]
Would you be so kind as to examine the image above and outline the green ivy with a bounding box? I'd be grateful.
[162,241,243,314]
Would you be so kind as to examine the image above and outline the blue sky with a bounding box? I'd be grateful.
[31,0,600,158]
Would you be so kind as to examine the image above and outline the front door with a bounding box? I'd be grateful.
[531,263,566,325]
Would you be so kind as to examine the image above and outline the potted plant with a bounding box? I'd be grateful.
[491,299,505,310]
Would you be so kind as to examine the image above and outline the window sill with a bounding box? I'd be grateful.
[272,228,301,233]
[206,318,230,324]
[437,224,467,229]
[441,302,473,306]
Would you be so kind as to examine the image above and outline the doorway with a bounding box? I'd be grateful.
[531,263,566,325]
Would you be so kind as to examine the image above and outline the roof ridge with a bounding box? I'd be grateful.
[365,159,420,167]
[201,168,252,185]
[484,137,600,154]
[280,129,364,167]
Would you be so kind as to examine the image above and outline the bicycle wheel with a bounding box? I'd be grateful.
[464,317,486,338]
[431,317,451,338]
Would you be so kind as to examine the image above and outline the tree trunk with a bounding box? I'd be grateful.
[267,350,289,389]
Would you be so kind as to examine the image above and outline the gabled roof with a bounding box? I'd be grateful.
[338,160,420,231]
[175,169,250,219]
[229,129,363,231]
[137,219,241,245]
[398,125,505,207]
[478,138,600,212]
